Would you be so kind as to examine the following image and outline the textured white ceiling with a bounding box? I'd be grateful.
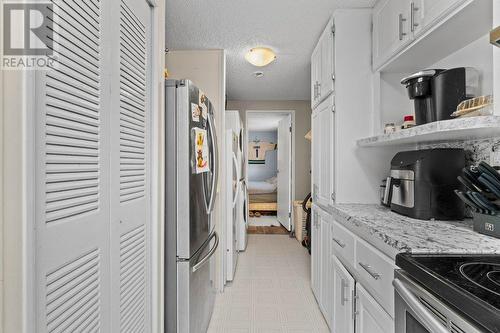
[166,0,376,101]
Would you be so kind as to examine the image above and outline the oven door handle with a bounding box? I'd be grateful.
[393,279,450,333]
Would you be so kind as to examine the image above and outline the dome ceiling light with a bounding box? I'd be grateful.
[245,47,276,67]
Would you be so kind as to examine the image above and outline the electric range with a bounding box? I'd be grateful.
[396,254,500,333]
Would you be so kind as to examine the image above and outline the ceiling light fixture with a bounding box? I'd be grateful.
[245,47,276,67]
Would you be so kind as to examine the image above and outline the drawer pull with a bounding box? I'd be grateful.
[332,237,346,248]
[359,262,381,280]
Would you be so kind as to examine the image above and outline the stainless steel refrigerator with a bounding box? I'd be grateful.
[165,79,219,333]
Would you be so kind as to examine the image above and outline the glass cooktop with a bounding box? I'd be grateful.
[396,254,500,333]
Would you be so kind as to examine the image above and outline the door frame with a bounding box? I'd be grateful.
[244,110,296,232]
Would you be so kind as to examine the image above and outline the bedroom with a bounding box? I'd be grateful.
[246,111,293,234]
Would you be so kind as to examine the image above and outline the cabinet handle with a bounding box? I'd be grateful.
[332,237,346,248]
[399,14,407,41]
[359,262,382,280]
[317,82,321,96]
[340,279,349,306]
[411,2,419,32]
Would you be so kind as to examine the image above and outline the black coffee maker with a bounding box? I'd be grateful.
[401,68,479,125]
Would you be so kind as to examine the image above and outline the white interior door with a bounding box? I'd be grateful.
[34,0,153,331]
[109,0,153,331]
[277,115,292,231]
[34,0,111,330]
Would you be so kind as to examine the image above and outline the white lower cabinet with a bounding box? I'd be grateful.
[332,257,355,333]
[312,214,396,333]
[356,284,395,333]
[311,206,334,329]
[311,209,321,299]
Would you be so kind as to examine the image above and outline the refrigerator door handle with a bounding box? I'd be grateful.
[207,111,218,214]
[192,231,219,273]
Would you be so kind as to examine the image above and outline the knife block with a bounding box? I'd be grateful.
[472,212,500,239]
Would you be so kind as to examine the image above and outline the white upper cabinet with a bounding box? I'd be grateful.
[311,18,335,109]
[372,0,466,70]
[416,0,462,33]
[311,96,335,208]
[373,0,412,69]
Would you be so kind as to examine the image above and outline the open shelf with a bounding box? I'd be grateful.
[357,116,500,147]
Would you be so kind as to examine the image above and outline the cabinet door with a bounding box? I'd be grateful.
[320,217,332,327]
[320,19,335,99]
[315,97,335,207]
[416,0,462,33]
[355,284,394,333]
[333,257,355,333]
[311,209,321,300]
[373,0,411,68]
[311,111,321,202]
[311,45,322,109]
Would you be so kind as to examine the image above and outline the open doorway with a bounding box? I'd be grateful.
[245,111,294,234]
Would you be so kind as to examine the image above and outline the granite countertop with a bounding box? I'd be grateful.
[328,204,500,259]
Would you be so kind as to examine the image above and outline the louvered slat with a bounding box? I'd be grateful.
[46,249,101,333]
[120,225,146,332]
[45,0,101,225]
[119,0,147,204]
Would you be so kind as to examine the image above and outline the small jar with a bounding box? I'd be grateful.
[384,123,397,134]
[402,115,416,129]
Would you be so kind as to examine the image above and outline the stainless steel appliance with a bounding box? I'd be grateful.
[165,79,219,333]
[389,149,465,220]
[401,68,479,125]
[395,253,500,333]
[394,270,482,333]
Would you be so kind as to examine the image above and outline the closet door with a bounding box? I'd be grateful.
[109,0,153,332]
[34,0,111,331]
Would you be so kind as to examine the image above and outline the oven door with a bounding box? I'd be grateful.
[394,271,482,333]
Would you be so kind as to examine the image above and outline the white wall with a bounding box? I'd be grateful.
[248,130,278,181]
[227,100,312,201]
[166,49,226,291]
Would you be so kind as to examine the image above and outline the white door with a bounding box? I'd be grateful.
[277,115,292,231]
[311,209,321,300]
[373,0,411,68]
[333,257,355,333]
[320,18,335,98]
[34,0,111,329]
[315,97,335,207]
[109,0,153,331]
[417,0,461,33]
[34,0,153,331]
[356,284,395,333]
[320,216,333,327]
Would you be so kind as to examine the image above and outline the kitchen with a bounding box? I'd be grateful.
[162,0,500,332]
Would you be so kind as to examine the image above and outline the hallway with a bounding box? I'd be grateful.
[208,235,329,333]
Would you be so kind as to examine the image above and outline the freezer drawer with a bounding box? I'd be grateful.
[177,232,218,333]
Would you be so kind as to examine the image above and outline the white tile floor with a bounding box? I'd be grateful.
[208,235,329,333]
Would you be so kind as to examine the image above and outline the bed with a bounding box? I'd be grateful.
[248,178,277,212]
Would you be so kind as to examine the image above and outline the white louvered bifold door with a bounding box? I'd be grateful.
[109,0,152,332]
[35,0,111,331]
[34,0,153,331]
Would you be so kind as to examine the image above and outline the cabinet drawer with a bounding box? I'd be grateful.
[331,220,355,268]
[355,239,395,317]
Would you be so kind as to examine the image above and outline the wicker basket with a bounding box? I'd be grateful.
[293,201,308,242]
